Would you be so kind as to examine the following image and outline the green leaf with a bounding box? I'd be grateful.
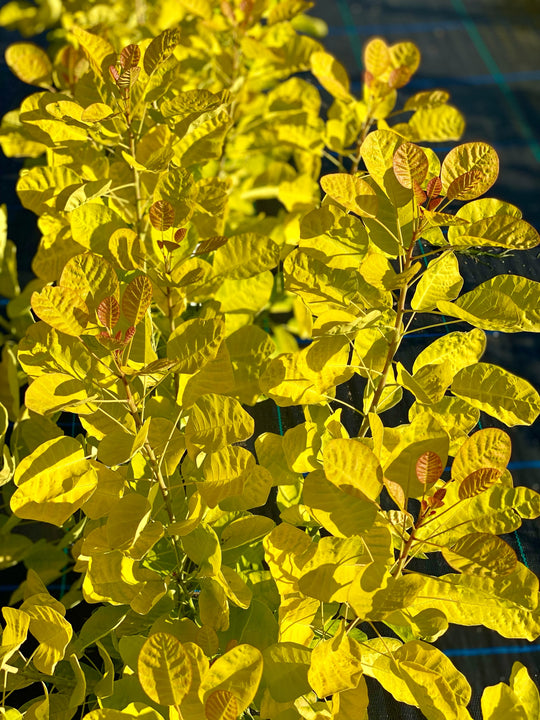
[5,43,52,87]
[411,253,463,311]
[440,142,499,200]
[137,632,192,706]
[320,173,378,218]
[451,363,540,426]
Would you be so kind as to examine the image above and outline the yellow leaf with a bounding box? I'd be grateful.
[310,51,351,100]
[5,42,53,87]
[481,683,528,720]
[408,105,465,143]
[262,642,312,703]
[308,622,363,698]
[199,644,263,714]
[212,233,280,279]
[442,533,517,577]
[451,363,540,426]
[411,253,463,311]
[21,600,72,674]
[0,607,30,670]
[320,173,378,218]
[323,438,383,501]
[413,328,486,375]
[167,316,225,374]
[71,25,115,75]
[185,394,254,458]
[137,632,192,706]
[12,436,98,526]
[510,662,540,717]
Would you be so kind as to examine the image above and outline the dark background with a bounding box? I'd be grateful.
[1,1,540,717]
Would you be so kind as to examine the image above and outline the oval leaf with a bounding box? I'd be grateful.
[205,689,239,720]
[121,274,152,326]
[5,43,53,87]
[137,632,192,706]
[393,142,429,189]
[458,467,502,501]
[320,173,378,218]
[441,142,499,200]
[149,200,175,232]
[415,451,443,484]
[443,533,517,577]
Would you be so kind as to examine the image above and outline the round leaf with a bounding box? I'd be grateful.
[392,142,429,189]
[441,142,499,200]
[205,689,239,720]
[320,173,378,218]
[5,43,53,87]
[415,451,443,484]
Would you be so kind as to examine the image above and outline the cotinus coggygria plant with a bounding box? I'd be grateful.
[0,1,539,718]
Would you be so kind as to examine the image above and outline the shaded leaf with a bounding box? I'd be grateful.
[138,632,191,706]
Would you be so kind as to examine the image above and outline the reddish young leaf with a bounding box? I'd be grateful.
[109,65,120,82]
[149,200,175,232]
[122,275,153,326]
[388,65,412,89]
[205,689,238,720]
[415,451,443,485]
[98,331,125,352]
[174,228,187,243]
[96,296,120,330]
[426,177,442,199]
[124,325,136,343]
[119,43,140,70]
[194,235,229,256]
[458,467,502,501]
[412,179,427,205]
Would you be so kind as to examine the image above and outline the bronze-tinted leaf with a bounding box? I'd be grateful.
[96,296,120,330]
[426,177,442,199]
[416,451,443,485]
[458,467,502,501]
[446,169,484,202]
[122,275,153,326]
[393,142,429,189]
[149,200,175,232]
[205,689,239,720]
[194,236,229,256]
[175,228,187,243]
[120,44,141,70]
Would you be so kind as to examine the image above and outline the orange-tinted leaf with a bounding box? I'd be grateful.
[205,689,239,720]
[393,142,429,189]
[122,275,153,326]
[96,296,120,330]
[416,451,443,485]
[426,177,442,199]
[120,44,140,69]
[149,200,175,232]
[458,467,502,500]
[412,180,427,205]
[194,236,229,256]
[175,228,187,243]
[388,65,412,89]
[446,169,484,201]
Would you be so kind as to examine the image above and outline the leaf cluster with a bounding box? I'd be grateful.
[0,2,539,719]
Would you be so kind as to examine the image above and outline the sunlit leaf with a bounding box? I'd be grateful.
[442,532,517,577]
[392,142,428,189]
[320,173,378,217]
[441,142,499,200]
[5,43,53,87]
[122,274,152,326]
[199,644,263,714]
[416,451,443,484]
[149,200,175,232]
[452,363,540,426]
[138,632,192,706]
